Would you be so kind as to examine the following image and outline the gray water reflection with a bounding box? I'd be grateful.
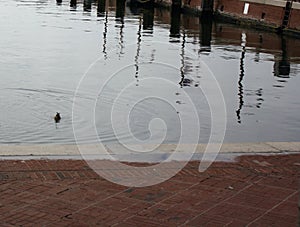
[0,0,300,144]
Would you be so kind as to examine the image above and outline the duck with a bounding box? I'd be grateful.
[54,112,61,123]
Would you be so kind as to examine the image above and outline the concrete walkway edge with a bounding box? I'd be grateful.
[0,142,299,158]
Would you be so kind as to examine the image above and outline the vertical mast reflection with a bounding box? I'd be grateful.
[236,33,246,123]
[134,16,142,86]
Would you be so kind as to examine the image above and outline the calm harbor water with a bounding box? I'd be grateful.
[1,0,300,144]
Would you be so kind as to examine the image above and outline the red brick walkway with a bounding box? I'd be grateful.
[0,154,299,226]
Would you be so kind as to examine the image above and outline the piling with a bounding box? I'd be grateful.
[70,0,77,8]
[170,0,181,38]
[200,12,213,48]
[83,0,92,12]
[142,7,155,30]
[116,0,126,19]
[97,0,106,15]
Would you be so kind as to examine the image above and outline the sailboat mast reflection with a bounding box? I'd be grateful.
[236,33,246,123]
[179,32,187,87]
[117,18,125,59]
[115,0,125,59]
[134,16,142,86]
[102,12,108,60]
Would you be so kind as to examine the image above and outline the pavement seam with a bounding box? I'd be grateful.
[123,181,201,225]
[245,189,300,226]
[0,179,104,225]
[180,182,255,226]
[43,186,133,226]
[262,142,282,152]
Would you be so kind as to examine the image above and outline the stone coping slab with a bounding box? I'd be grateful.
[0,142,298,159]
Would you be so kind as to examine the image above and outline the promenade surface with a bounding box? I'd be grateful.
[0,153,299,226]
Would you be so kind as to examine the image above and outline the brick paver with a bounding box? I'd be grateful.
[0,154,299,226]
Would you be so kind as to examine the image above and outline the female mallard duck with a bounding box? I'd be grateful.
[54,112,61,123]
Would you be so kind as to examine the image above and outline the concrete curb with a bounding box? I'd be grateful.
[0,142,298,158]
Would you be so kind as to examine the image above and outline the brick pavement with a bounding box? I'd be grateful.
[0,154,299,226]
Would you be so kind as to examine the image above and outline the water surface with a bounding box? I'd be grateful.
[0,0,300,144]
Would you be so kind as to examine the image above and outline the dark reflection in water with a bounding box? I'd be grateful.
[56,0,62,5]
[70,0,77,9]
[115,1,125,59]
[254,35,263,62]
[142,7,154,31]
[135,17,142,85]
[179,32,190,87]
[236,33,246,124]
[200,12,213,51]
[97,0,106,15]
[102,12,108,59]
[128,2,154,31]
[116,0,126,19]
[255,88,263,109]
[274,36,290,79]
[83,0,92,12]
[179,32,185,86]
[128,2,141,14]
[118,20,125,57]
[170,3,181,38]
